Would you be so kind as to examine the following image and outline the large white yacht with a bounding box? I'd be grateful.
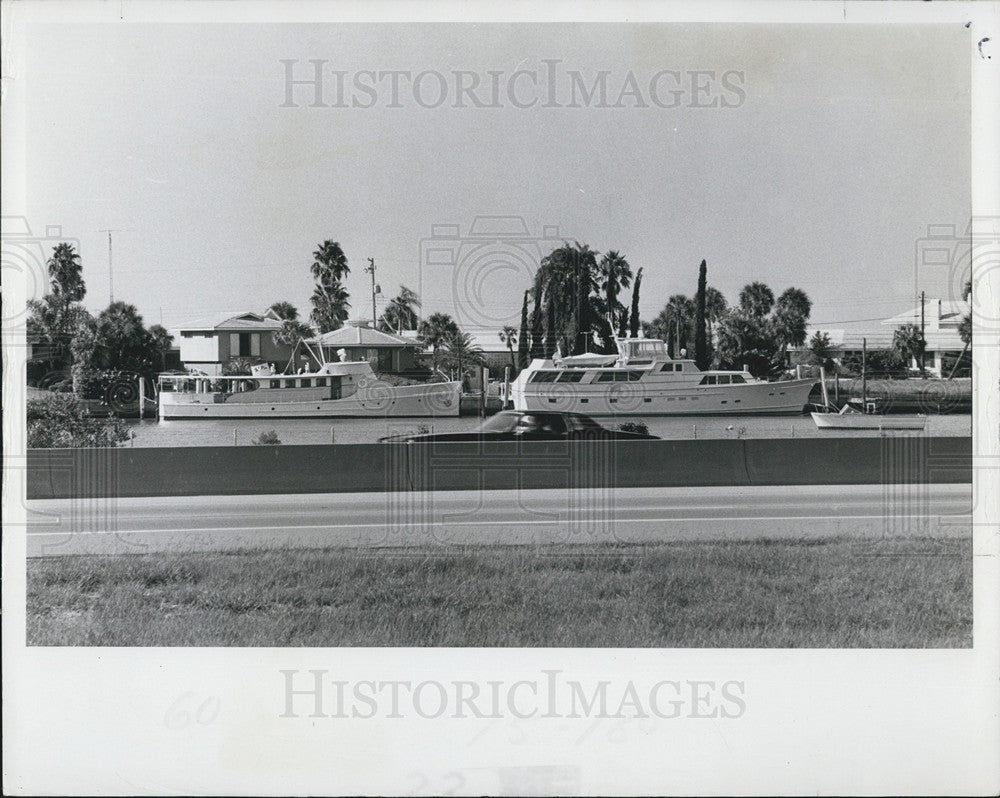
[509,337,816,416]
[158,359,461,419]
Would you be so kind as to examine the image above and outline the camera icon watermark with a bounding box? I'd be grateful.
[1,216,78,343]
[914,216,1000,333]
[418,216,565,331]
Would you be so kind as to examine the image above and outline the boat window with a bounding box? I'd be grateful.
[700,375,716,385]
[557,371,585,383]
[270,380,280,389]
[616,372,630,382]
[717,375,731,385]
[316,377,327,387]
[300,378,311,388]
[731,374,746,384]
[675,364,682,371]
[627,371,643,381]
[597,372,616,382]
[660,363,675,373]
[530,371,559,383]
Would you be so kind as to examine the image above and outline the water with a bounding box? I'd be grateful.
[126,413,973,447]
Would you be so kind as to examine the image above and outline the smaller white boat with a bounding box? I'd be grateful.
[809,369,926,430]
[811,401,927,430]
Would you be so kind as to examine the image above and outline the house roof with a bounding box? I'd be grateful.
[881,299,967,328]
[313,322,417,348]
[179,312,283,332]
[793,297,969,353]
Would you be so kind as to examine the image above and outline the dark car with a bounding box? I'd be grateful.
[392,410,659,442]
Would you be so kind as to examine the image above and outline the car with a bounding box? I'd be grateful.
[389,410,659,442]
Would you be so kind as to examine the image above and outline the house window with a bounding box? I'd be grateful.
[229,332,261,357]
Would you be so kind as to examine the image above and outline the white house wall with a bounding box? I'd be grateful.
[179,333,218,363]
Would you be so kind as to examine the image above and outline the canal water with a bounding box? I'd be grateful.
[125,413,973,447]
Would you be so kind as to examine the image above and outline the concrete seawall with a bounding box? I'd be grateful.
[25,437,972,499]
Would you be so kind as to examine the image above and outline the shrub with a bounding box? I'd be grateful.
[840,349,908,378]
[26,394,132,448]
[252,430,281,446]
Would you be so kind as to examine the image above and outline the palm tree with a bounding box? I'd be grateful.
[268,301,299,321]
[773,288,812,346]
[47,242,86,303]
[442,331,486,386]
[418,312,460,372]
[739,282,775,319]
[498,325,517,371]
[538,242,602,355]
[311,240,350,285]
[148,324,174,372]
[274,318,313,347]
[378,285,421,333]
[598,251,632,335]
[664,294,695,356]
[772,287,812,368]
[309,241,351,334]
[310,282,350,333]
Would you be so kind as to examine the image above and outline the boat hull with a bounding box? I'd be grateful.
[811,412,927,430]
[512,378,816,416]
[159,382,461,419]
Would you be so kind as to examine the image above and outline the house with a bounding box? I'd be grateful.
[173,312,291,375]
[794,298,969,377]
[462,329,520,374]
[311,320,426,376]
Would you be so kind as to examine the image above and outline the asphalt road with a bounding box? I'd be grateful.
[24,484,972,557]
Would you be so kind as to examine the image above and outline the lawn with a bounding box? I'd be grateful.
[26,537,972,647]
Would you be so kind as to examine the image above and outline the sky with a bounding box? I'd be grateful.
[22,21,971,335]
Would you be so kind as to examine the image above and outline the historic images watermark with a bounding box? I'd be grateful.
[279,669,747,720]
[914,216,1000,333]
[1,216,77,342]
[280,60,746,110]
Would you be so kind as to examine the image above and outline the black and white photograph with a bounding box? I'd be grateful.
[3,1,998,795]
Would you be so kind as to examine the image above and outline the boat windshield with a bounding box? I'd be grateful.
[624,340,667,359]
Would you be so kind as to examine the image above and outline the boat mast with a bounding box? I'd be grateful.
[861,337,868,412]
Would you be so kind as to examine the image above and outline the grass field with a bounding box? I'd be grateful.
[27,537,971,647]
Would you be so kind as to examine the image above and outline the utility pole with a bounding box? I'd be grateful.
[365,258,379,327]
[919,290,926,377]
[99,229,118,303]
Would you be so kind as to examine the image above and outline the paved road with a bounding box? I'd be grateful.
[24,484,971,557]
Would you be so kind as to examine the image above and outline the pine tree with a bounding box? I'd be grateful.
[695,260,708,369]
